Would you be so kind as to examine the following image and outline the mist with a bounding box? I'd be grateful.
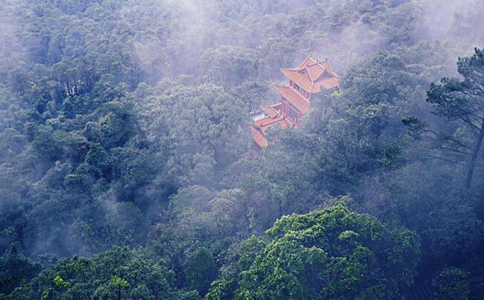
[1,0,484,299]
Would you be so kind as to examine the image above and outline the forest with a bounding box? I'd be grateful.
[0,0,484,299]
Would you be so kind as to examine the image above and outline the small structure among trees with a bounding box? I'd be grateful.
[250,56,340,151]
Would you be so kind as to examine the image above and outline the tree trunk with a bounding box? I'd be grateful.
[466,117,484,190]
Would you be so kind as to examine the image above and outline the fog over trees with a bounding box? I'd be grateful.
[0,0,484,299]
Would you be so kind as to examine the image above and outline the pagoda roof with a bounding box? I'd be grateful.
[250,127,268,148]
[274,84,310,113]
[261,105,279,118]
[254,115,289,130]
[281,57,340,93]
[250,106,290,149]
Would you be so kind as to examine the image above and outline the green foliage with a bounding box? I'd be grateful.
[2,247,198,300]
[211,200,420,300]
[232,81,269,113]
[53,275,69,287]
[201,46,258,87]
[204,278,237,300]
[136,83,249,189]
[184,248,218,296]
[427,48,484,190]
[435,267,470,300]
[0,1,483,299]
[0,245,41,295]
[401,116,425,138]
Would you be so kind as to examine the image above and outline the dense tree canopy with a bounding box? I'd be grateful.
[227,200,420,300]
[1,0,484,299]
[0,247,199,300]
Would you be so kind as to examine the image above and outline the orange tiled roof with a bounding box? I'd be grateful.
[261,105,279,118]
[263,116,289,130]
[250,116,290,149]
[274,84,310,113]
[298,57,337,77]
[320,60,335,76]
[250,56,340,150]
[254,115,288,131]
[320,77,340,89]
[298,57,315,69]
[281,57,340,93]
[307,63,325,80]
[250,127,268,148]
[271,102,282,111]
[281,69,313,92]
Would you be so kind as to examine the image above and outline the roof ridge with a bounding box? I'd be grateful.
[290,84,311,104]
[273,84,310,113]
[306,66,315,83]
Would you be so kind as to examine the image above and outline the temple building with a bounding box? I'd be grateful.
[250,56,340,152]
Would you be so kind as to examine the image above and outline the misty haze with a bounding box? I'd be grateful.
[1,0,484,299]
